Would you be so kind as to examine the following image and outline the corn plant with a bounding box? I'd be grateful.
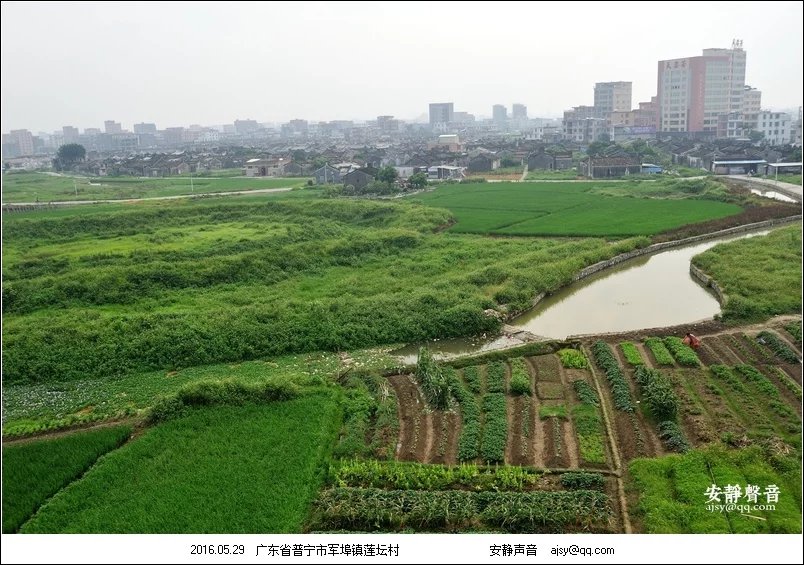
[634,366,679,421]
[415,347,452,409]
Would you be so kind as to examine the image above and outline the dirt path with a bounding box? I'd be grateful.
[524,357,545,468]
[2,417,140,446]
[386,374,434,462]
[704,335,743,365]
[582,344,632,534]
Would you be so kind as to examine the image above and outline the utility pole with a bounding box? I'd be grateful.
[74,179,78,196]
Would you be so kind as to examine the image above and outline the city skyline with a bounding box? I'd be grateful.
[2,1,802,133]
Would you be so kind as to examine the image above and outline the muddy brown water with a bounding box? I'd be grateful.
[393,228,773,363]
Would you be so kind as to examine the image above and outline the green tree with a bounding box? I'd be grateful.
[56,143,86,165]
[749,130,765,143]
[586,140,610,158]
[377,165,399,184]
[408,172,428,189]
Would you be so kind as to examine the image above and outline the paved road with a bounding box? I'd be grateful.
[3,186,294,207]
[727,175,802,202]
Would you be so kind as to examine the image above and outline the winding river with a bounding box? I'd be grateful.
[393,228,773,363]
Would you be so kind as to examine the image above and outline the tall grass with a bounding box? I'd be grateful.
[3,425,131,533]
[21,395,339,533]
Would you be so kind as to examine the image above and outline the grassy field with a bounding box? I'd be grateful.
[3,195,657,385]
[630,446,801,533]
[691,225,802,322]
[1,171,310,202]
[756,173,802,185]
[3,425,131,533]
[412,181,743,236]
[20,393,339,533]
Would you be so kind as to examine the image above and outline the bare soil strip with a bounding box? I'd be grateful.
[386,374,434,463]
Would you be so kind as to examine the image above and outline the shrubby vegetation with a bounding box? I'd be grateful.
[4,197,649,384]
[692,225,802,323]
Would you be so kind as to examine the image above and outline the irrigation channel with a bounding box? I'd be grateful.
[393,226,776,363]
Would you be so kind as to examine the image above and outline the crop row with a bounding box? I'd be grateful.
[313,488,611,531]
[415,348,452,409]
[572,405,606,465]
[634,366,679,422]
[463,366,482,395]
[757,331,799,364]
[645,338,674,366]
[709,365,748,393]
[572,380,599,406]
[769,367,802,401]
[784,321,802,346]
[509,358,532,396]
[734,365,780,399]
[558,349,588,369]
[448,371,481,461]
[332,460,543,491]
[486,361,506,393]
[619,342,644,366]
[480,394,507,463]
[591,342,634,412]
[662,337,700,367]
[656,421,690,453]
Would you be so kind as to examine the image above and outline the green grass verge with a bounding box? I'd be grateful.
[2,425,131,533]
[691,225,802,323]
[630,445,801,533]
[21,394,339,533]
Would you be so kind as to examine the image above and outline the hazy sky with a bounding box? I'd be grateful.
[2,1,802,133]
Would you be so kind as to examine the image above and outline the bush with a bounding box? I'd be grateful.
[558,348,588,369]
[415,348,452,409]
[508,358,532,395]
[147,378,299,424]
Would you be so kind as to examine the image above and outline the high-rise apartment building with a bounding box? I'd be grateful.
[512,103,528,120]
[492,104,508,123]
[104,120,123,134]
[134,122,157,134]
[62,126,80,143]
[594,82,632,117]
[429,103,454,127]
[657,40,746,135]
